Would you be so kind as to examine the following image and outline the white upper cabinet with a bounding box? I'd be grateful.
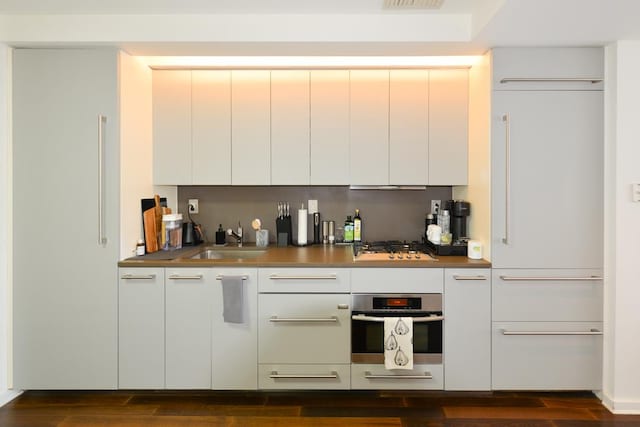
[192,70,232,185]
[232,70,271,185]
[153,70,192,185]
[389,70,429,185]
[310,70,350,185]
[271,70,310,185]
[429,69,468,185]
[350,70,390,185]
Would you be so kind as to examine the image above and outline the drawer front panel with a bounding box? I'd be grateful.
[258,293,351,364]
[351,268,443,294]
[492,321,603,390]
[493,269,603,321]
[351,363,443,390]
[259,364,350,390]
[258,268,350,293]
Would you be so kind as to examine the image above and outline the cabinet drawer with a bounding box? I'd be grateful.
[258,268,350,293]
[492,322,603,390]
[351,268,443,293]
[492,269,603,321]
[351,364,443,390]
[258,294,350,364]
[259,364,350,390]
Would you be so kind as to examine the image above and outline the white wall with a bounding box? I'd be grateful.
[454,51,492,259]
[119,52,154,258]
[603,40,640,414]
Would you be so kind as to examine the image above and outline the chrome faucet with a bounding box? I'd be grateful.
[227,222,243,247]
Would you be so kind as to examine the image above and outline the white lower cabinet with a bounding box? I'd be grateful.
[491,269,603,390]
[259,364,350,390]
[492,322,603,390]
[211,268,258,390]
[118,268,165,389]
[165,269,213,389]
[443,269,491,390]
[351,364,443,390]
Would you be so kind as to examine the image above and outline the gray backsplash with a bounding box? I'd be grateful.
[177,186,452,244]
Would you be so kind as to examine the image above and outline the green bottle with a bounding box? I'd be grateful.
[344,215,354,243]
[353,209,362,242]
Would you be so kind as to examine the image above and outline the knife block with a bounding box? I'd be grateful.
[276,217,292,246]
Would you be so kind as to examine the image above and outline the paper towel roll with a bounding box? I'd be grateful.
[297,207,308,245]
[467,240,483,259]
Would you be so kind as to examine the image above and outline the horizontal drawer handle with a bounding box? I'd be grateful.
[269,371,338,379]
[500,77,603,84]
[120,274,156,280]
[364,371,432,380]
[351,314,444,323]
[499,275,602,282]
[453,275,487,281]
[270,316,338,323]
[268,274,338,280]
[168,274,203,280]
[501,328,602,336]
[215,275,248,281]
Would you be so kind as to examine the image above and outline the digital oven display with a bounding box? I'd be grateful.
[372,297,422,310]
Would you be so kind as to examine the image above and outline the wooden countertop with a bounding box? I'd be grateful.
[118,244,491,268]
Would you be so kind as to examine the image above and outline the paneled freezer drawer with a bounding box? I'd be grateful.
[492,321,603,390]
[259,364,350,390]
[351,364,443,390]
[492,269,603,321]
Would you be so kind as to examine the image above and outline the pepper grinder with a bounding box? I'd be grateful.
[313,212,321,244]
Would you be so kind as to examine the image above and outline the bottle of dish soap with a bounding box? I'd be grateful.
[215,224,226,245]
[353,209,362,242]
[344,215,354,243]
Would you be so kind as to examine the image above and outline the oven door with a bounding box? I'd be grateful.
[351,311,443,364]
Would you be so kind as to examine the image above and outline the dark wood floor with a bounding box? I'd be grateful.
[1,389,639,427]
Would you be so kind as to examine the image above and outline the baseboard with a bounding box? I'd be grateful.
[600,391,640,414]
[0,390,23,407]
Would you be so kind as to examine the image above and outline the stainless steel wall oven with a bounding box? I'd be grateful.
[351,294,443,364]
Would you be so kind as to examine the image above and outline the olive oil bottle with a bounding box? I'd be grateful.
[353,209,362,242]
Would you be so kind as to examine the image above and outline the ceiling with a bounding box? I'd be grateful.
[0,0,639,56]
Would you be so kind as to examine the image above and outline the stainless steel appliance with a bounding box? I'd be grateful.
[351,294,443,364]
[353,240,438,262]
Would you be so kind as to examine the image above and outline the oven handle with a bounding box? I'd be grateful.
[351,314,444,323]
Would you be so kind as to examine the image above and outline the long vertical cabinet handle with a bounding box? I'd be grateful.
[502,113,511,245]
[97,115,107,246]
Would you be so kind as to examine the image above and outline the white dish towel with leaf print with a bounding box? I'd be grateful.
[384,317,413,370]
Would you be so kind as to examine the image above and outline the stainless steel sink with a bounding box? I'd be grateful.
[190,248,266,260]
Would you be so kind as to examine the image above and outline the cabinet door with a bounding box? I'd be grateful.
[13,49,119,389]
[271,70,310,185]
[491,91,603,268]
[429,69,468,185]
[389,70,429,185]
[443,269,491,390]
[492,321,603,390]
[310,70,350,185]
[153,70,192,185]
[258,294,351,364]
[118,268,165,389]
[350,70,389,185]
[231,70,271,185]
[165,269,213,389]
[192,70,232,184]
[211,269,258,389]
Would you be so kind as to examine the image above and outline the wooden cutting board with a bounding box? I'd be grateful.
[143,208,158,253]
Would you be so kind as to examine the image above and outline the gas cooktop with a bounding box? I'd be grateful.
[353,240,438,262]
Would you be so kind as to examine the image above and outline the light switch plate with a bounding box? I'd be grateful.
[308,199,318,214]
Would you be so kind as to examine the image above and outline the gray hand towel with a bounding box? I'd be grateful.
[221,275,244,324]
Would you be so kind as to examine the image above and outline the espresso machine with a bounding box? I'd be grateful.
[425,200,471,256]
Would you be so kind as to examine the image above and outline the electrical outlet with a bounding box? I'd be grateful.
[188,199,199,214]
[308,199,318,214]
[430,199,441,214]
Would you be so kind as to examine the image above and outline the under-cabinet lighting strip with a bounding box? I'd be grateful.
[141,55,480,70]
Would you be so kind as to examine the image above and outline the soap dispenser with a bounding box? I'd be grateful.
[215,224,226,245]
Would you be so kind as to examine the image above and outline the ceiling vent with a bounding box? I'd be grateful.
[383,0,445,9]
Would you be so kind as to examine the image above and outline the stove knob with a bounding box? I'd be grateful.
[415,253,421,259]
[406,253,412,259]
[388,253,395,260]
[397,253,403,260]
